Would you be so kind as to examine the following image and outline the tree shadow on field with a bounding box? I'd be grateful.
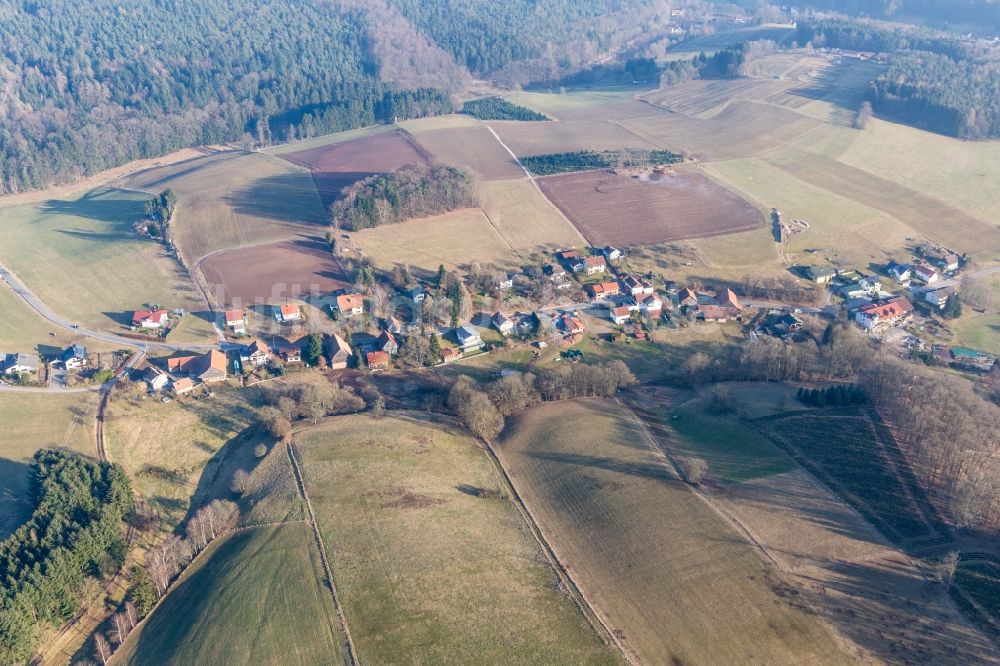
[40,190,144,226]
[527,451,676,485]
[225,172,330,226]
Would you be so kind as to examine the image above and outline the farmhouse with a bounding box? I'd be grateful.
[171,377,195,395]
[455,325,484,350]
[132,308,169,329]
[886,261,911,283]
[167,349,229,383]
[718,288,743,313]
[587,281,620,299]
[366,350,390,371]
[275,304,301,323]
[336,293,365,317]
[804,265,835,284]
[492,312,515,335]
[244,340,272,366]
[62,344,87,370]
[224,309,247,334]
[678,288,698,308]
[854,297,913,331]
[559,314,585,334]
[697,305,732,322]
[584,256,607,275]
[610,306,631,325]
[329,333,352,370]
[924,286,956,309]
[635,292,663,317]
[376,330,399,355]
[442,348,463,363]
[2,352,39,375]
[913,264,939,284]
[621,274,653,296]
[143,367,169,392]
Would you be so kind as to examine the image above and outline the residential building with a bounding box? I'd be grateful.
[275,344,302,364]
[584,255,607,275]
[442,348,463,363]
[275,304,301,323]
[887,261,911,283]
[224,309,247,334]
[245,340,272,366]
[804,265,835,284]
[636,292,663,317]
[167,350,228,382]
[603,246,622,261]
[587,281,620,299]
[491,312,515,335]
[144,367,169,392]
[678,288,698,308]
[336,293,365,317]
[755,311,803,339]
[610,306,631,325]
[559,314,585,334]
[376,330,399,355]
[455,325,483,350]
[494,274,514,291]
[621,274,653,296]
[697,305,731,322]
[329,333,352,370]
[406,286,426,303]
[934,254,960,272]
[718,288,743,313]
[2,352,39,374]
[854,297,913,331]
[366,350,390,371]
[924,286,957,309]
[913,264,939,284]
[385,316,404,335]
[62,344,87,370]
[132,309,169,329]
[171,377,195,395]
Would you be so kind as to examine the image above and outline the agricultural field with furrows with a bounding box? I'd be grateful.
[478,179,583,252]
[294,413,619,664]
[124,151,328,265]
[0,391,99,539]
[407,125,525,180]
[495,398,851,665]
[112,523,347,666]
[489,119,657,156]
[0,188,211,336]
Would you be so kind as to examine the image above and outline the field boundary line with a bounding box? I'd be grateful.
[478,437,637,665]
[285,440,360,665]
[482,124,590,247]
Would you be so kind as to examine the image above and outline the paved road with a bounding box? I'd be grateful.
[0,262,220,353]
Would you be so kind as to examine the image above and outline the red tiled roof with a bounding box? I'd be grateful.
[584,256,606,268]
[859,297,913,319]
[224,309,244,323]
[611,306,630,318]
[132,309,168,325]
[589,281,619,295]
[279,304,299,316]
[337,294,364,311]
[366,350,390,367]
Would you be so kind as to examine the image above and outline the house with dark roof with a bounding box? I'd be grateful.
[62,344,88,370]
[491,312,515,335]
[621,274,653,296]
[329,333,352,370]
[887,261,911,283]
[602,246,622,261]
[376,330,399,355]
[455,325,483,350]
[244,340,272,366]
[144,367,169,392]
[803,265,835,284]
[2,352,39,374]
[913,264,939,284]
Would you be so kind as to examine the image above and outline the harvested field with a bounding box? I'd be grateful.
[495,398,851,665]
[295,413,618,664]
[198,237,350,307]
[349,208,518,273]
[124,151,327,264]
[408,125,524,180]
[490,120,655,156]
[537,167,763,246]
[279,129,432,208]
[641,78,812,118]
[479,179,583,251]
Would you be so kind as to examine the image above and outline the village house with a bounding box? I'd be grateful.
[384,316,404,335]
[275,303,301,323]
[621,274,654,296]
[804,265,835,284]
[62,344,87,370]
[491,312,515,335]
[376,330,399,355]
[602,246,622,262]
[167,349,228,383]
[635,292,663,317]
[839,275,881,299]
[442,347,463,363]
[609,306,631,326]
[718,288,743,314]
[697,305,732,322]
[887,261,911,283]
[455,325,484,350]
[244,340,272,366]
[559,314,585,335]
[933,254,961,272]
[336,293,365,317]
[587,281,620,300]
[143,367,169,392]
[913,264,939,284]
[754,310,804,339]
[584,255,607,276]
[493,273,514,291]
[274,344,302,364]
[366,350,390,371]
[406,285,426,304]
[2,352,39,375]
[171,377,195,395]
[224,309,247,334]
[321,333,349,369]
[924,286,957,309]
[854,297,913,331]
[678,288,699,309]
[132,308,169,329]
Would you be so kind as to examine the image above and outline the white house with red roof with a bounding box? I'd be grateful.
[336,293,365,317]
[855,297,913,331]
[584,255,607,276]
[224,309,246,334]
[132,309,169,329]
[274,303,301,323]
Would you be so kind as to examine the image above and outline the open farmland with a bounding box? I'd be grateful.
[349,208,518,273]
[197,237,350,307]
[537,168,763,247]
[113,523,347,666]
[0,187,208,334]
[279,129,433,208]
[495,398,851,665]
[490,119,656,156]
[294,413,618,664]
[0,391,99,539]
[479,179,584,251]
[0,281,120,353]
[124,151,327,264]
[408,125,525,180]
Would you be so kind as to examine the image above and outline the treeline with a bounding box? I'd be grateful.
[448,361,637,439]
[659,41,778,87]
[520,149,683,176]
[870,52,1000,138]
[795,18,968,58]
[792,1,1000,33]
[461,98,549,121]
[0,450,132,664]
[143,189,177,239]
[330,163,478,231]
[797,384,868,407]
[555,57,660,86]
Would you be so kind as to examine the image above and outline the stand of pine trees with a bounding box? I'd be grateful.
[797,384,868,407]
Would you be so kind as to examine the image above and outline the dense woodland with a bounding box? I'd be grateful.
[0,450,132,663]
[0,0,667,195]
[793,0,1000,32]
[330,164,478,231]
[461,98,549,122]
[520,149,683,176]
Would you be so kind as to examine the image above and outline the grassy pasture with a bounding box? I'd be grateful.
[124,151,327,265]
[479,179,584,251]
[349,208,518,273]
[505,86,651,118]
[955,313,1000,355]
[496,398,851,665]
[0,391,99,538]
[295,413,618,664]
[408,125,525,180]
[0,281,121,353]
[264,123,396,155]
[113,523,347,666]
[0,188,208,334]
